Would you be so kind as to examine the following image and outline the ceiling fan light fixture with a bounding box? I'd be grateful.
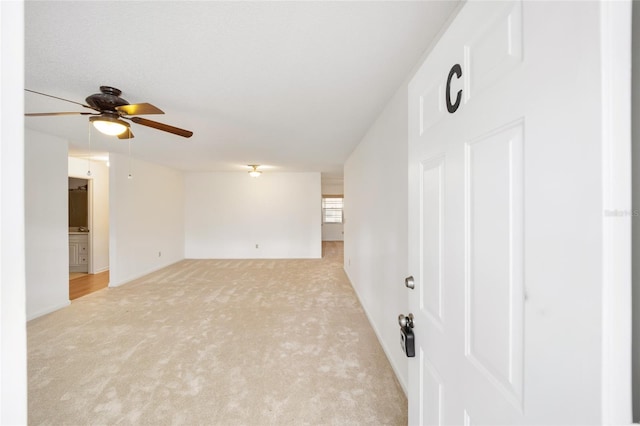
[248,165,262,177]
[90,114,130,136]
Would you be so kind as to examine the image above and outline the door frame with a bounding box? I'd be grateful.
[600,0,633,423]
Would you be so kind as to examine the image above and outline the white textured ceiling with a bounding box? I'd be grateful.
[25,1,459,177]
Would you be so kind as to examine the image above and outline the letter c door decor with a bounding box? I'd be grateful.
[446,63,462,114]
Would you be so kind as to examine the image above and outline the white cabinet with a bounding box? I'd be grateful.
[69,233,89,272]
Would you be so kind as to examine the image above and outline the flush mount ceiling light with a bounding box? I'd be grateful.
[248,165,262,177]
[89,113,130,136]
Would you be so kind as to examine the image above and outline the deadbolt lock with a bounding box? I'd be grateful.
[405,276,415,290]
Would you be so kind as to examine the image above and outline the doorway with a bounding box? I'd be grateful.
[68,155,110,299]
[68,177,90,274]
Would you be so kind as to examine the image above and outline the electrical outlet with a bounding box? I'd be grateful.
[255,244,259,249]
[158,251,162,257]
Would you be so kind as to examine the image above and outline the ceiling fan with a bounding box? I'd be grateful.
[25,86,193,139]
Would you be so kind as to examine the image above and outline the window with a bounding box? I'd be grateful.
[322,196,344,224]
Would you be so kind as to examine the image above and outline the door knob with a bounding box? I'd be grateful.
[405,275,415,289]
[398,313,414,328]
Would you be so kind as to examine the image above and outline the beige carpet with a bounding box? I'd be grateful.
[28,242,407,425]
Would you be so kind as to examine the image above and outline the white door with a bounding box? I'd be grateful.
[407,1,631,424]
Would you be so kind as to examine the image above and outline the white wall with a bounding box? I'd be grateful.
[109,153,185,287]
[185,172,321,259]
[1,1,27,422]
[344,85,408,391]
[68,157,109,273]
[321,177,343,195]
[632,0,640,420]
[322,223,343,242]
[25,129,70,320]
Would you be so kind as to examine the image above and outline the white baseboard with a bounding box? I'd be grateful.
[27,300,71,322]
[108,259,182,288]
[343,267,408,396]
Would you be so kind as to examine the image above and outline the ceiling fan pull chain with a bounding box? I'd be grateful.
[127,135,133,180]
[86,122,92,177]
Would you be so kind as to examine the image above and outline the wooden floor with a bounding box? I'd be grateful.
[69,271,109,300]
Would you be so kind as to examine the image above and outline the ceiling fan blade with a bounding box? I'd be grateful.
[25,112,97,117]
[25,89,98,111]
[116,103,164,116]
[117,129,135,139]
[129,117,193,138]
